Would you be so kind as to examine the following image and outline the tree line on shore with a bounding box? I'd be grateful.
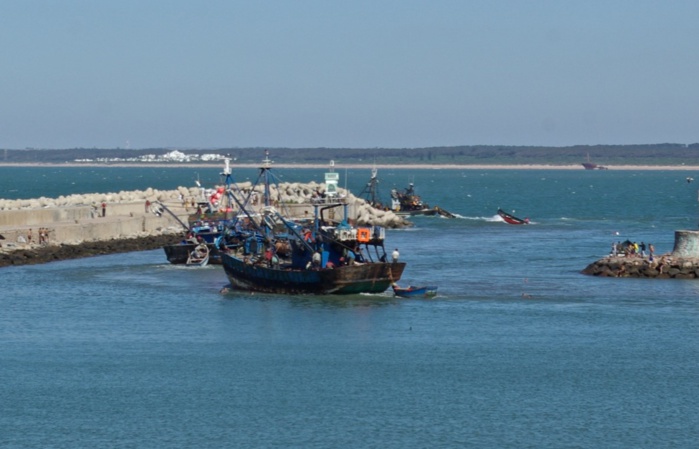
[3,143,699,166]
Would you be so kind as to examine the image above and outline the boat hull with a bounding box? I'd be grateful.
[396,207,455,218]
[222,253,406,295]
[392,285,438,298]
[497,209,529,225]
[582,162,607,170]
[163,243,223,265]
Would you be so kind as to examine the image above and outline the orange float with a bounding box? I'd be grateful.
[357,228,370,243]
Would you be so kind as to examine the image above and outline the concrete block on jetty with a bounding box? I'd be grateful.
[582,230,699,279]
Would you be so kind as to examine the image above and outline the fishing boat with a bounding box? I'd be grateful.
[162,215,231,265]
[220,154,406,295]
[186,243,210,267]
[390,183,456,217]
[582,153,608,170]
[162,159,238,265]
[497,208,530,225]
[391,284,438,298]
[358,168,455,218]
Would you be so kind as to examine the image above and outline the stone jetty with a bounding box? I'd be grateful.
[582,230,699,279]
[0,181,410,267]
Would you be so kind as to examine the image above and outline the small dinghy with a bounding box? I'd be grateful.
[497,208,530,225]
[186,243,210,267]
[391,283,438,298]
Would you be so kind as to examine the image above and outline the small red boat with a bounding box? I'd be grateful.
[497,208,530,225]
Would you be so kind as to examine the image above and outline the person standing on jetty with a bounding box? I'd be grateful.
[101,201,106,217]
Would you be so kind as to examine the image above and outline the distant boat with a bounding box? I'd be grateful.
[392,284,438,298]
[357,168,455,218]
[497,208,530,225]
[582,153,608,170]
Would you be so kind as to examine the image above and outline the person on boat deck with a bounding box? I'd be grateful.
[312,250,321,268]
[392,248,399,263]
[340,247,354,265]
[353,244,364,263]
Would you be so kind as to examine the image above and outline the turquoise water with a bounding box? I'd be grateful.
[1,167,698,448]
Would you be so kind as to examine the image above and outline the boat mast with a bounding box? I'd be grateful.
[358,165,381,206]
[262,149,272,207]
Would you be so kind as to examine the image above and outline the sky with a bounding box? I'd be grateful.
[1,0,698,149]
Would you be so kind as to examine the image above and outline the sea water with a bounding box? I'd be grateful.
[0,167,698,448]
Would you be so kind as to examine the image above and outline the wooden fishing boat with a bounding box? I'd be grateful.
[358,168,455,218]
[392,284,438,298]
[161,158,238,265]
[220,153,406,295]
[497,208,530,225]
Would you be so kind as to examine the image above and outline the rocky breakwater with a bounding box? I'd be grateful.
[582,230,699,279]
[0,181,410,268]
[246,181,411,229]
[0,188,193,267]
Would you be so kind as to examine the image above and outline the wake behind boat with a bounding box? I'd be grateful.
[497,208,530,225]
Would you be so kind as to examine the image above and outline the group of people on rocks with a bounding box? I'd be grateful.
[611,240,655,260]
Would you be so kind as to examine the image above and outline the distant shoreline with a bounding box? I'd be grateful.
[2,162,699,171]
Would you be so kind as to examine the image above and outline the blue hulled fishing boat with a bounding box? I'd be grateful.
[220,154,406,295]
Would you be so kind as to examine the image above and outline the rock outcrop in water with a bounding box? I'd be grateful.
[582,230,699,279]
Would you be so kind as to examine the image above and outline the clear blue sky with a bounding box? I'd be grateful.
[2,0,698,149]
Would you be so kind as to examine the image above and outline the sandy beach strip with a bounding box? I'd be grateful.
[2,162,699,171]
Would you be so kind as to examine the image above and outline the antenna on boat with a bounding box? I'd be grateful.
[262,149,272,169]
